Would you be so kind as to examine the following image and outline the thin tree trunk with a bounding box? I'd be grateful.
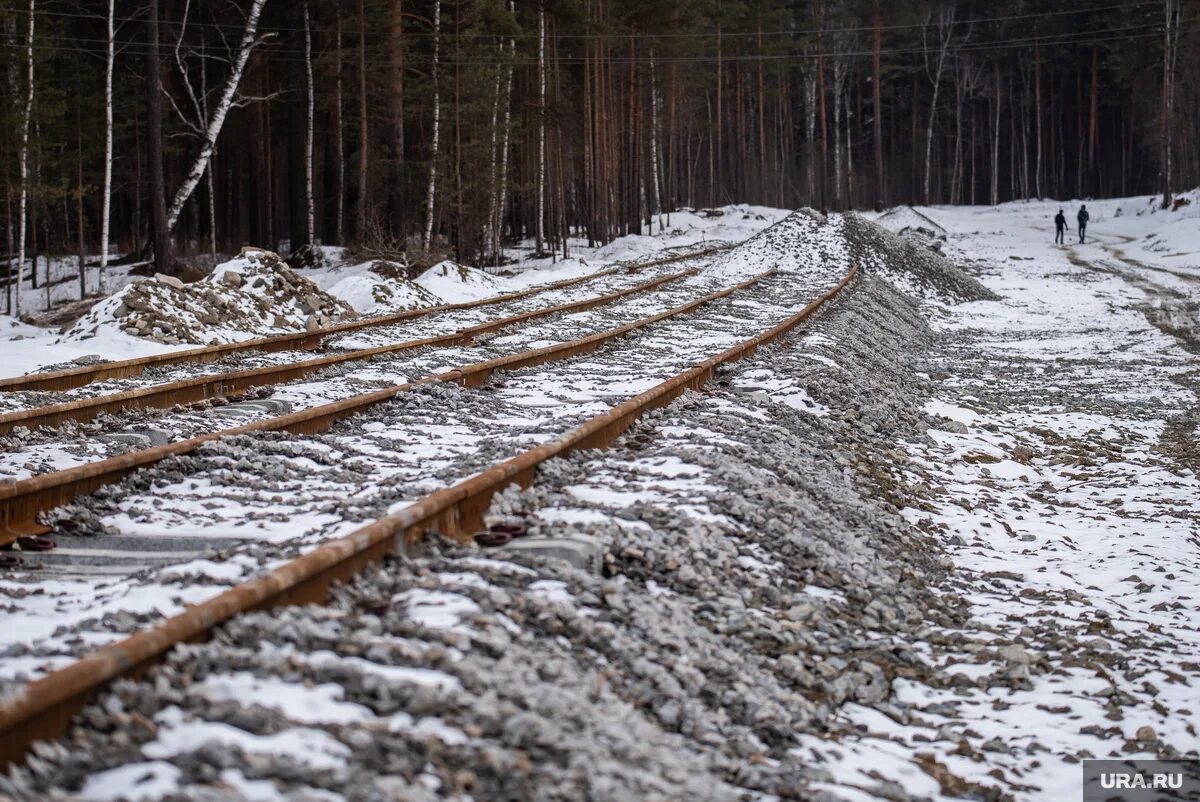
[99,0,114,291]
[991,64,1001,206]
[872,1,883,211]
[201,40,217,261]
[164,0,267,234]
[422,0,442,251]
[357,0,369,240]
[389,0,405,231]
[334,12,345,244]
[1034,39,1042,199]
[814,0,827,212]
[493,5,515,261]
[535,5,546,254]
[303,2,315,245]
[649,49,662,231]
[15,0,35,314]
[76,73,87,298]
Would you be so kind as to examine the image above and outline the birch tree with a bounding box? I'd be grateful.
[99,0,114,291]
[492,3,516,263]
[164,0,268,233]
[14,0,35,315]
[535,6,547,255]
[303,3,315,246]
[422,0,442,252]
[649,49,663,232]
[921,7,961,205]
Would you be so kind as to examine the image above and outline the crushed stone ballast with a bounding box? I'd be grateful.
[0,262,858,771]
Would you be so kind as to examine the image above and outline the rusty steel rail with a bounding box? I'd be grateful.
[0,267,700,435]
[0,264,857,770]
[0,247,727,394]
[0,271,768,543]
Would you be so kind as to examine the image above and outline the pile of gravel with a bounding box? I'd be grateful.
[842,213,997,304]
[63,250,355,346]
[704,208,995,306]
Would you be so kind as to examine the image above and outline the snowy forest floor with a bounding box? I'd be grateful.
[818,195,1200,799]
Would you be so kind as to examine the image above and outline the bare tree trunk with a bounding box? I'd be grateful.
[1034,39,1042,200]
[991,63,1001,206]
[832,58,844,208]
[951,68,963,204]
[1160,0,1178,208]
[535,5,546,254]
[493,5,515,262]
[922,9,955,205]
[303,2,315,246]
[872,1,884,211]
[164,0,267,234]
[389,0,405,230]
[15,0,35,314]
[357,0,369,240]
[484,43,503,256]
[76,73,87,297]
[98,0,114,291]
[422,0,442,251]
[649,48,662,231]
[201,40,217,261]
[334,12,345,243]
[814,0,827,212]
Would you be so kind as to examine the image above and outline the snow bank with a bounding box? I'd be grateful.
[326,260,441,315]
[414,261,501,303]
[64,250,355,346]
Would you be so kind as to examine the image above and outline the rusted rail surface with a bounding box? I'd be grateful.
[0,265,857,770]
[0,248,726,394]
[0,268,699,435]
[0,271,766,543]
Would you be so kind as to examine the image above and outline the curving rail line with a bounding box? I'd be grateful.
[0,264,858,769]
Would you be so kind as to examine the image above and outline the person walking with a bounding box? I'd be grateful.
[1054,209,1066,244]
[1077,205,1089,244]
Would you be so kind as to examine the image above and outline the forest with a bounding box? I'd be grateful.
[0,0,1195,302]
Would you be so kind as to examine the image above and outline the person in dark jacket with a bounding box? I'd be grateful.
[1077,205,1089,243]
[1054,209,1066,244]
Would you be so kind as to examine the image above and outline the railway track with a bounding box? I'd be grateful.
[0,269,765,545]
[0,261,858,770]
[0,267,699,435]
[0,246,726,395]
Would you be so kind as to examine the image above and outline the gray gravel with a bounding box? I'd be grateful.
[3,261,985,802]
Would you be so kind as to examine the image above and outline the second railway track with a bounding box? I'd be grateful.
[0,264,767,544]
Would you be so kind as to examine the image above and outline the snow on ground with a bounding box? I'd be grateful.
[820,194,1200,799]
[0,206,784,377]
[323,261,441,314]
[413,261,502,302]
